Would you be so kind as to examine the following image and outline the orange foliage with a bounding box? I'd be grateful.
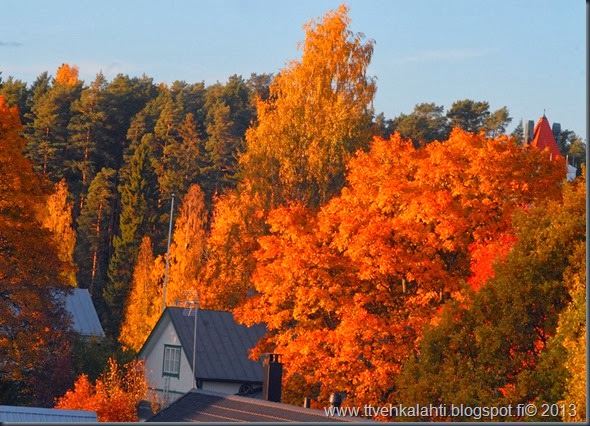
[235,129,566,407]
[166,184,207,307]
[55,359,156,422]
[468,234,517,290]
[55,63,79,86]
[119,236,164,352]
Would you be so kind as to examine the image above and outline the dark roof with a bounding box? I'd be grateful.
[147,389,368,423]
[0,405,98,422]
[63,288,105,337]
[142,307,266,383]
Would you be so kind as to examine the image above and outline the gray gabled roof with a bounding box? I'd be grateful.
[142,307,266,383]
[63,288,105,337]
[0,405,98,422]
[147,389,369,422]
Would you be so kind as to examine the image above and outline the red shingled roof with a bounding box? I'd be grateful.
[531,116,562,159]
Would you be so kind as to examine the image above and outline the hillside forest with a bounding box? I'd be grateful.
[0,4,586,422]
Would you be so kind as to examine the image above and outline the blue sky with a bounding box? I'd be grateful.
[1,0,586,140]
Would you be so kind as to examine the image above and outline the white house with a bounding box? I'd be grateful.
[138,307,266,405]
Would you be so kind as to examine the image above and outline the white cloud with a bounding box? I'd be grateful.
[392,48,496,64]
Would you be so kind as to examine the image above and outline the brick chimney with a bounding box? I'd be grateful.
[262,353,283,402]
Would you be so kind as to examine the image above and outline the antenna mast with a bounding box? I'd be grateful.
[162,193,175,312]
[182,290,199,389]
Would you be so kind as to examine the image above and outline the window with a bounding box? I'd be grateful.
[163,345,181,377]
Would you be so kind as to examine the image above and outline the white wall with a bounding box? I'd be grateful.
[142,317,194,405]
[141,314,258,407]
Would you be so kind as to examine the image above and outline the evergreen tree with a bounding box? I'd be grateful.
[159,113,208,202]
[68,73,111,207]
[202,75,255,198]
[103,74,158,170]
[392,102,449,146]
[484,106,512,138]
[24,64,83,182]
[105,138,158,335]
[0,75,29,118]
[75,168,117,311]
[446,99,490,133]
[511,119,524,145]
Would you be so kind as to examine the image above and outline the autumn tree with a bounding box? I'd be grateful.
[240,4,375,208]
[199,189,268,310]
[205,4,376,310]
[235,129,566,408]
[396,170,585,421]
[40,179,77,286]
[165,184,208,307]
[554,241,586,421]
[54,63,80,86]
[55,358,156,422]
[0,96,74,405]
[119,236,164,352]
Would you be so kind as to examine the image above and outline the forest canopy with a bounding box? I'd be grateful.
[0,4,585,421]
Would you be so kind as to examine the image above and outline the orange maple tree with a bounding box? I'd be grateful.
[235,129,566,407]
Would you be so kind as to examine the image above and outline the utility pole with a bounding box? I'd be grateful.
[162,193,175,313]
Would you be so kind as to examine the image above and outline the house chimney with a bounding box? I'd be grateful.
[262,353,283,402]
[524,120,535,143]
[329,393,342,408]
[552,122,561,145]
[136,400,154,422]
[303,397,312,408]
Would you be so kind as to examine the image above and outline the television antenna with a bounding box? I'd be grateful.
[182,290,199,389]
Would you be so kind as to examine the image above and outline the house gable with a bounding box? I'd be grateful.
[138,307,266,403]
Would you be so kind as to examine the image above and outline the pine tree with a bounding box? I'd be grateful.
[0,75,29,118]
[24,64,83,183]
[68,73,110,207]
[105,138,158,335]
[103,74,158,170]
[75,168,117,307]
